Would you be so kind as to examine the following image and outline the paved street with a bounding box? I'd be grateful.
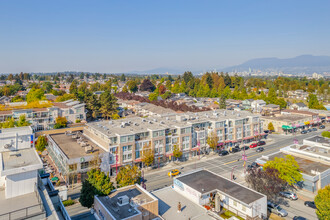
[144,131,325,191]
[144,130,325,220]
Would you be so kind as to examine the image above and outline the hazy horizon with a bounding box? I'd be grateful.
[1,0,330,73]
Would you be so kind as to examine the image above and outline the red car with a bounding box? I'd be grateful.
[249,143,258,148]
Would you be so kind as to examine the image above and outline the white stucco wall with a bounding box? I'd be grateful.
[5,170,38,198]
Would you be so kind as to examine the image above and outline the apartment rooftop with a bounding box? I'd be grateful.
[305,136,330,145]
[49,132,104,159]
[0,189,45,219]
[177,170,264,205]
[97,184,157,220]
[0,148,43,176]
[152,187,214,220]
[262,114,309,122]
[87,109,259,137]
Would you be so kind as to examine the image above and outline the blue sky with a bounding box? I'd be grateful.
[0,0,329,73]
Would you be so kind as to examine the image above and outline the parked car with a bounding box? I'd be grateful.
[230,147,240,153]
[257,141,266,146]
[251,162,259,168]
[219,150,229,156]
[168,169,180,177]
[312,127,317,131]
[304,201,316,209]
[267,201,288,217]
[319,125,325,129]
[256,147,264,152]
[279,191,298,200]
[307,128,312,133]
[250,143,258,148]
[293,216,307,220]
[241,146,250,151]
[301,130,307,134]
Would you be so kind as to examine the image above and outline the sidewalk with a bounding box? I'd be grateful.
[296,189,316,201]
[143,152,219,176]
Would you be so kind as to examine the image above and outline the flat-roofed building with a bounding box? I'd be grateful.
[172,169,267,219]
[0,100,86,131]
[94,184,159,220]
[46,131,108,185]
[256,136,330,193]
[0,126,34,152]
[84,110,264,176]
[262,114,311,134]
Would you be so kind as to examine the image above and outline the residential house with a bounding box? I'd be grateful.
[290,102,308,111]
[251,100,266,113]
[261,104,280,116]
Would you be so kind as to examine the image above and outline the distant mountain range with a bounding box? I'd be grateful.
[221,55,330,73]
[127,55,330,75]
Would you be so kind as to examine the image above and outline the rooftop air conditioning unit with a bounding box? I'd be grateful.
[117,195,130,206]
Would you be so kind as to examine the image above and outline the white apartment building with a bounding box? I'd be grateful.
[83,109,264,176]
[0,99,86,131]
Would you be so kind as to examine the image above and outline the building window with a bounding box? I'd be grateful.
[233,201,237,207]
[81,162,89,169]
[120,136,127,143]
[181,127,191,134]
[123,145,132,152]
[242,205,246,212]
[123,153,132,161]
[69,164,77,171]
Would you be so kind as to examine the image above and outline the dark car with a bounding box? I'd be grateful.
[307,129,312,133]
[256,147,264,152]
[251,162,259,168]
[312,127,317,131]
[301,130,307,134]
[250,143,258,148]
[319,125,325,129]
[219,150,229,156]
[230,147,240,153]
[258,141,266,146]
[293,216,307,220]
[304,201,316,209]
[241,146,250,151]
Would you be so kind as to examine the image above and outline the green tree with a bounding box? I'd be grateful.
[0,118,15,129]
[148,93,158,101]
[127,80,138,93]
[120,74,126,82]
[219,94,226,109]
[264,155,303,186]
[12,95,24,102]
[308,94,326,110]
[69,80,78,95]
[122,86,128,93]
[183,71,194,84]
[99,90,118,119]
[268,122,275,131]
[207,130,219,151]
[79,169,114,208]
[116,165,141,188]
[26,89,45,103]
[172,144,182,160]
[314,185,330,220]
[36,135,47,152]
[42,82,53,93]
[141,144,154,167]
[321,131,330,138]
[54,116,67,129]
[17,115,30,127]
[55,93,76,102]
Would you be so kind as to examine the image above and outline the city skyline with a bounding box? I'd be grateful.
[1,0,330,73]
